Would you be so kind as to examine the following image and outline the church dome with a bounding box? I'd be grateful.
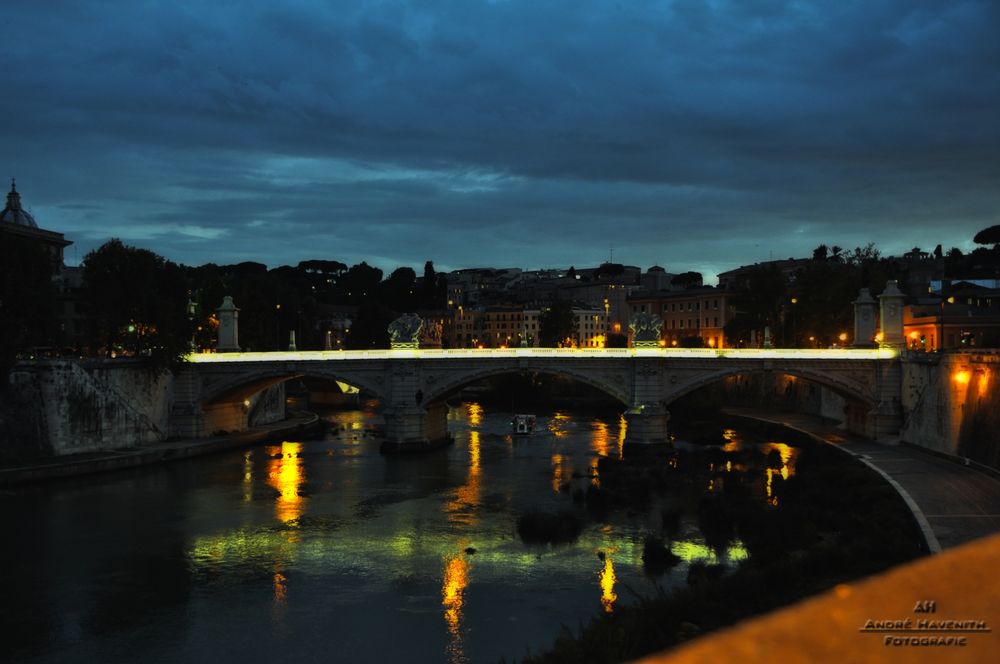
[1,179,38,228]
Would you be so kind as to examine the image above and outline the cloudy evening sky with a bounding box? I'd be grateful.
[3,0,999,281]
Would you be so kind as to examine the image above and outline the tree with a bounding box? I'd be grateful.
[973,224,1000,246]
[539,300,576,347]
[345,302,392,349]
[383,266,417,312]
[812,244,828,261]
[81,239,190,364]
[337,262,383,304]
[671,271,703,289]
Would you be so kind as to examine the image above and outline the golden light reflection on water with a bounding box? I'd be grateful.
[617,414,627,457]
[551,453,572,493]
[598,556,617,613]
[442,555,470,664]
[243,452,253,502]
[591,419,609,456]
[467,402,483,427]
[448,431,482,526]
[548,411,571,437]
[762,442,798,469]
[273,568,288,604]
[722,427,740,452]
[762,441,798,506]
[267,442,306,525]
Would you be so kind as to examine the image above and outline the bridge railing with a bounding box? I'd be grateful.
[185,347,899,363]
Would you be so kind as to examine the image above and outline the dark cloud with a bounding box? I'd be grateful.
[3,0,998,279]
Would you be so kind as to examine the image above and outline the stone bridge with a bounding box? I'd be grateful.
[172,347,902,452]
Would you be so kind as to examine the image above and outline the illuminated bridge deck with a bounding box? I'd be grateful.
[186,348,899,362]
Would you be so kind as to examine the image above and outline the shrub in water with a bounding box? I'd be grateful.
[517,510,583,545]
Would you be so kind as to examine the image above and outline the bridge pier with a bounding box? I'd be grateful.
[622,403,672,454]
[381,402,452,453]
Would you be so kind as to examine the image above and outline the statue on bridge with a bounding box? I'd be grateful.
[388,313,423,350]
[419,318,443,349]
[629,312,663,348]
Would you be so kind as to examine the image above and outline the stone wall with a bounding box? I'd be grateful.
[5,359,171,456]
[901,352,1000,468]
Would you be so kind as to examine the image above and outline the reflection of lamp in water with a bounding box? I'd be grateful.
[267,442,305,524]
[442,555,470,663]
[599,556,617,613]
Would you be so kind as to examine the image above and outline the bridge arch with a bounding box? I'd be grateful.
[199,368,388,405]
[422,365,630,408]
[661,366,876,409]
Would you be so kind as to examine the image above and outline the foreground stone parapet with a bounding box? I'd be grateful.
[634,533,1000,664]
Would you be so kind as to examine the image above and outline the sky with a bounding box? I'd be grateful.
[3,0,999,283]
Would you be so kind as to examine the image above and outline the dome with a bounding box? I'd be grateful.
[1,179,38,228]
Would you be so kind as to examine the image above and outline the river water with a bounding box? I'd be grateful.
[2,403,794,664]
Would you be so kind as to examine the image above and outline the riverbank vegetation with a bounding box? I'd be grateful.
[521,420,926,663]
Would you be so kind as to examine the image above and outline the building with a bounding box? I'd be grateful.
[1,180,84,350]
[717,258,811,291]
[0,180,71,269]
[904,281,1000,351]
[628,288,735,348]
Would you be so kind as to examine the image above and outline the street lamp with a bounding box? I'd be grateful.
[187,297,197,351]
[275,303,282,351]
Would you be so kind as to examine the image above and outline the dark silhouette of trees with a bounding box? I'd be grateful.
[81,239,189,364]
[539,300,576,347]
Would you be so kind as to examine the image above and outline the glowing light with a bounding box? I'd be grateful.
[671,539,749,563]
[267,442,305,525]
[548,411,572,438]
[598,557,617,613]
[187,347,899,362]
[447,431,481,526]
[762,441,797,468]
[838,332,848,342]
[442,555,470,662]
[273,568,288,603]
[909,331,919,340]
[954,370,971,385]
[551,453,571,492]
[467,402,483,427]
[978,370,989,393]
[591,419,610,456]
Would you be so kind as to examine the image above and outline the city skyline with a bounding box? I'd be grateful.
[3,1,998,279]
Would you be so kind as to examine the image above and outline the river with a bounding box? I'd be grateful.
[2,402,795,663]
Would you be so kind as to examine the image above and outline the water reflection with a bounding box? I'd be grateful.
[467,402,483,427]
[591,420,610,456]
[267,441,306,525]
[551,453,571,493]
[671,539,749,564]
[548,411,572,437]
[762,441,799,506]
[4,404,810,664]
[448,431,482,526]
[442,555,470,664]
[598,556,617,613]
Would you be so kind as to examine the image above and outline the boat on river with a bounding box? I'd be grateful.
[512,414,536,436]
